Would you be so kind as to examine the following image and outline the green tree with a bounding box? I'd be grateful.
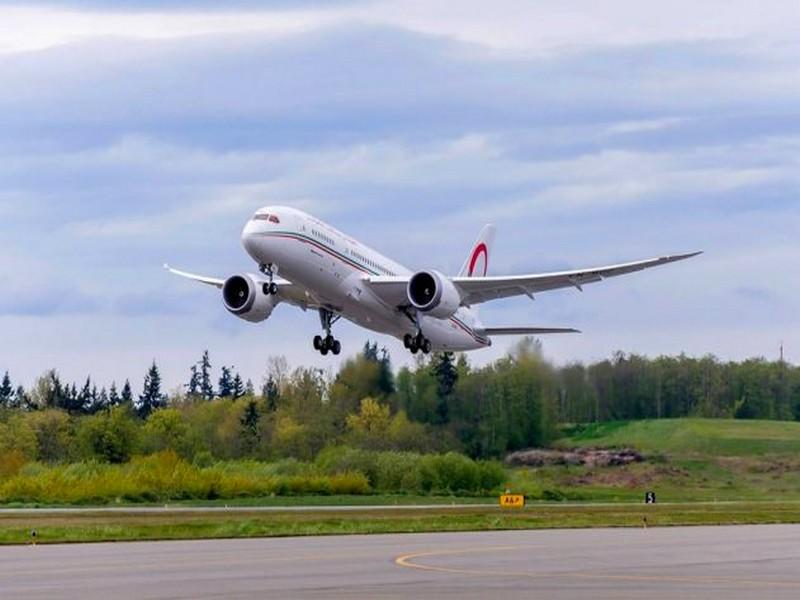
[200,350,214,400]
[263,375,280,412]
[120,380,134,407]
[186,364,201,399]
[141,408,191,457]
[78,406,138,463]
[432,352,458,425]
[0,371,13,407]
[108,382,121,407]
[28,410,74,462]
[232,372,246,399]
[138,362,166,419]
[218,366,234,398]
[240,399,261,455]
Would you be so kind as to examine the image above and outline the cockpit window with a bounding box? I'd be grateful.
[253,213,281,224]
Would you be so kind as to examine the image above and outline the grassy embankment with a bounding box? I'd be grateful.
[510,418,800,503]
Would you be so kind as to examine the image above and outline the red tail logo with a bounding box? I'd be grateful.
[468,243,489,277]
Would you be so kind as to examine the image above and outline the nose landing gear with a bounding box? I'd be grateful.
[314,308,342,356]
[260,263,279,296]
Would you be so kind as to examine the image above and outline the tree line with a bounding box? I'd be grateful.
[1,340,798,464]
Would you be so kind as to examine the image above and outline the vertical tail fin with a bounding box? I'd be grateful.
[458,224,496,278]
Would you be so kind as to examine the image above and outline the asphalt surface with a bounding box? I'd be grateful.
[2,525,800,599]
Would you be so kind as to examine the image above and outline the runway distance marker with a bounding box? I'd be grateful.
[500,494,525,509]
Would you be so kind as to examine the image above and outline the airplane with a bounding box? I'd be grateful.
[166,206,700,356]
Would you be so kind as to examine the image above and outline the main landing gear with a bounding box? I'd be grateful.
[314,308,342,356]
[404,332,432,355]
[259,263,279,296]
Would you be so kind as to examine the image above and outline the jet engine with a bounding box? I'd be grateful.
[222,274,277,323]
[407,270,462,319]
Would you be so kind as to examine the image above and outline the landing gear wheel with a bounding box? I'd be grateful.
[332,340,342,356]
[313,335,323,351]
[320,346,329,356]
[403,334,414,349]
[269,282,278,295]
[422,339,432,354]
[409,339,419,354]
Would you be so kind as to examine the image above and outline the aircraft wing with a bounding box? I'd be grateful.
[452,251,702,305]
[164,264,321,311]
[164,264,225,288]
[365,252,701,308]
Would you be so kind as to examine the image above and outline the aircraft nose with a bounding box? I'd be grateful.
[241,220,262,258]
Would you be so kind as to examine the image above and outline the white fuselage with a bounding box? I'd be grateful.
[241,206,490,352]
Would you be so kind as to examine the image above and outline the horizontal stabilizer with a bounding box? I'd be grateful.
[483,327,581,336]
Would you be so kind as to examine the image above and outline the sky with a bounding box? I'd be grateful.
[1,0,798,392]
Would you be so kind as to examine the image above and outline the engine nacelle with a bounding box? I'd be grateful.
[222,274,277,323]
[407,270,462,319]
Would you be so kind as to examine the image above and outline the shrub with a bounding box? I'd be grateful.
[192,451,214,469]
[329,472,371,495]
[373,452,423,493]
[477,461,507,492]
[419,452,480,494]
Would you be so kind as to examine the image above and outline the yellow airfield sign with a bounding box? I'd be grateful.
[500,494,526,509]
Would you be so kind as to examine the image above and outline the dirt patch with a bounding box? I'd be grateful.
[505,448,645,469]
[561,465,690,489]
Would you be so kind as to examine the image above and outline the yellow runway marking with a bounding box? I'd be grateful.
[395,546,800,589]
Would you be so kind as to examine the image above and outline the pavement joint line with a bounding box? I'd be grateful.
[395,545,800,588]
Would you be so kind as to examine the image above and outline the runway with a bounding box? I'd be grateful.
[2,525,799,599]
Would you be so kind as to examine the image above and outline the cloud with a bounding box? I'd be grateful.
[0,287,100,317]
[0,3,798,387]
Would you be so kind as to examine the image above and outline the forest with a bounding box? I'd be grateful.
[1,339,798,466]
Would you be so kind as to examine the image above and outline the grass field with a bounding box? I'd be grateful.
[560,418,800,456]
[5,502,800,545]
[504,419,800,504]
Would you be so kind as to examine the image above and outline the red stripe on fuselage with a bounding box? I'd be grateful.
[262,231,489,346]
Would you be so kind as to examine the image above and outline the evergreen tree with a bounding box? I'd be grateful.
[232,372,246,399]
[245,378,255,397]
[13,385,28,410]
[0,371,13,407]
[240,399,261,455]
[263,375,279,412]
[218,366,234,398]
[120,380,133,406]
[199,350,214,400]
[108,382,121,407]
[186,364,201,399]
[77,377,92,413]
[48,371,67,410]
[432,352,458,425]
[377,347,395,395]
[138,362,166,419]
[363,341,380,362]
[69,383,79,411]
[89,386,109,415]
